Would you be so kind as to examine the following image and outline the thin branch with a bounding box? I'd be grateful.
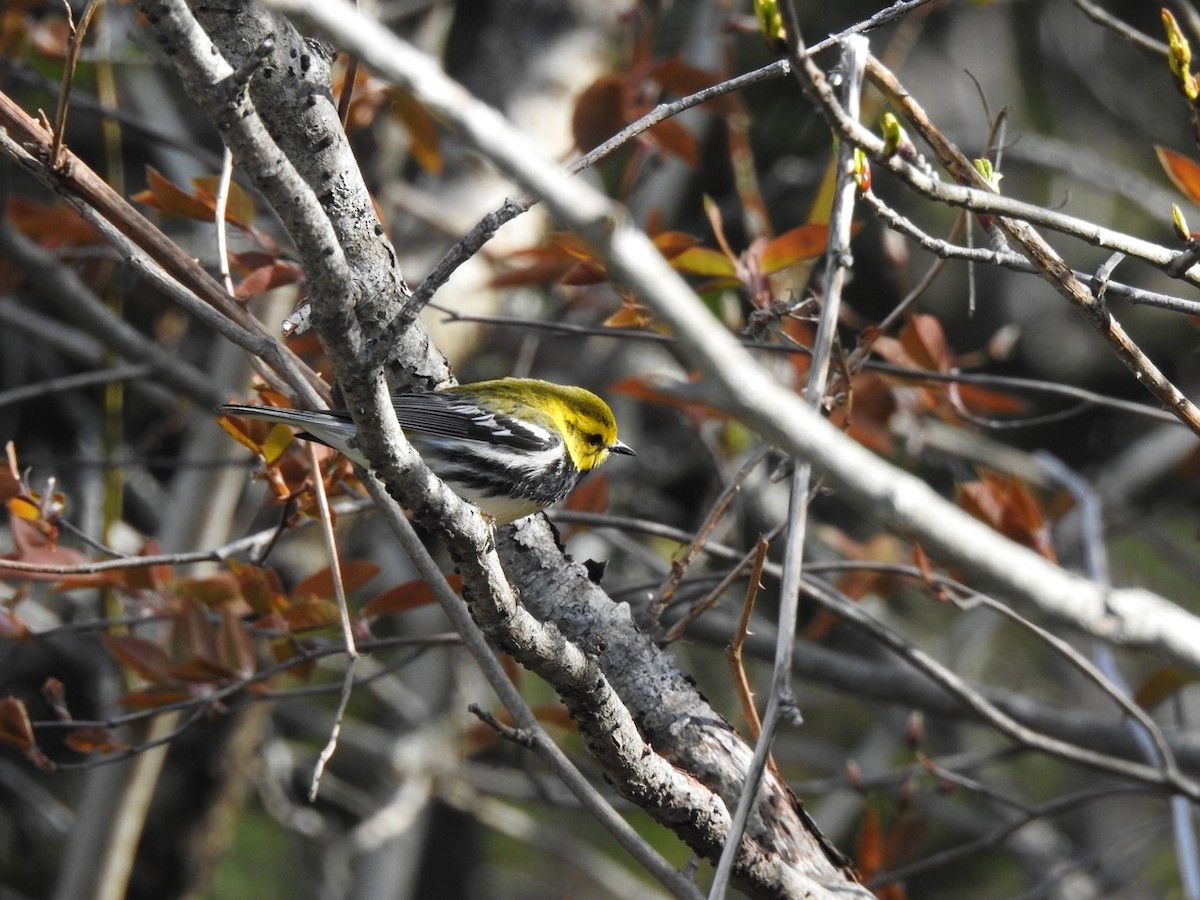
[427,307,1186,423]
[648,444,771,629]
[725,537,771,746]
[214,148,235,294]
[711,26,869,899]
[665,522,783,643]
[307,658,357,800]
[0,364,152,410]
[51,0,102,169]
[1068,0,1169,56]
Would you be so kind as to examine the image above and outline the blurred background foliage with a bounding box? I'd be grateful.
[2,1,1200,898]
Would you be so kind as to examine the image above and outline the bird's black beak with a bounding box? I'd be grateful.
[610,440,636,456]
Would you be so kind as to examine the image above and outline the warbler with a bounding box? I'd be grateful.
[219,377,635,524]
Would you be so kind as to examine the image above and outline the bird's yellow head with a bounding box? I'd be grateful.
[547,384,636,473]
[456,378,634,474]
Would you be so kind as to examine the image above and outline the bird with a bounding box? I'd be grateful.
[219,377,635,524]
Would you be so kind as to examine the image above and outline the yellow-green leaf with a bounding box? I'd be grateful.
[671,246,737,277]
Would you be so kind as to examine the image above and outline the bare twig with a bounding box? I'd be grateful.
[648,444,771,629]
[307,658,357,800]
[665,521,784,643]
[0,364,152,409]
[1068,0,1169,56]
[305,442,360,796]
[51,0,102,169]
[725,537,771,747]
[710,25,869,899]
[214,147,236,294]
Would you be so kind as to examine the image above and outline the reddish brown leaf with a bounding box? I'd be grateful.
[545,232,601,262]
[363,575,463,619]
[27,17,71,58]
[644,117,699,167]
[760,222,863,274]
[174,573,242,608]
[192,175,256,228]
[957,472,1055,561]
[332,62,390,131]
[230,249,282,273]
[228,559,286,617]
[217,609,257,677]
[560,259,610,285]
[651,231,701,259]
[831,534,905,601]
[607,375,731,421]
[0,696,35,751]
[647,57,723,101]
[870,335,921,371]
[1157,146,1200,205]
[291,560,380,601]
[65,726,130,754]
[490,248,578,288]
[564,473,610,515]
[1135,665,1198,709]
[171,597,220,669]
[855,807,886,876]
[980,471,1051,548]
[168,656,237,683]
[51,571,126,590]
[0,519,117,585]
[102,633,171,683]
[602,301,655,329]
[282,599,341,632]
[899,314,953,373]
[120,540,173,592]
[7,198,99,248]
[133,166,218,221]
[830,372,897,455]
[572,73,628,152]
[234,261,306,299]
[390,88,444,175]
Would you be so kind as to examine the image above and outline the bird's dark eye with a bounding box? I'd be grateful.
[586,433,605,447]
